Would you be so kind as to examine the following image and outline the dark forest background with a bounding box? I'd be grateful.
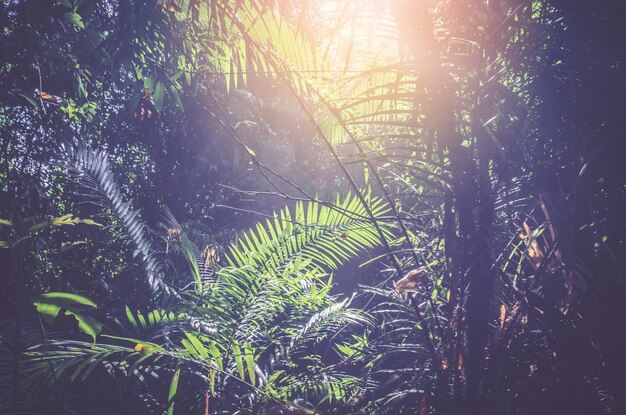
[1,1,625,414]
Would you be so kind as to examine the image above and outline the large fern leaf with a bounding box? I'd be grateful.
[225,192,393,275]
[64,145,173,296]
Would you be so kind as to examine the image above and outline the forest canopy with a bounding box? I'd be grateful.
[1,1,625,414]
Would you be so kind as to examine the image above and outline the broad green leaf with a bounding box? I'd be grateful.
[208,368,216,397]
[184,331,209,360]
[28,214,101,233]
[35,292,97,308]
[167,84,184,110]
[125,306,138,328]
[63,12,84,29]
[243,343,256,385]
[34,292,101,342]
[154,80,165,111]
[167,365,181,415]
[231,342,245,380]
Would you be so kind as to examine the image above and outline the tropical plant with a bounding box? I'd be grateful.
[193,1,624,413]
[1,144,394,414]
[1,0,624,414]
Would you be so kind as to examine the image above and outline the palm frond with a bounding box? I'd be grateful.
[64,145,174,297]
[225,193,392,274]
[290,296,370,355]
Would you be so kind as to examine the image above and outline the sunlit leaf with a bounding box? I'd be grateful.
[33,292,101,342]
[167,365,181,415]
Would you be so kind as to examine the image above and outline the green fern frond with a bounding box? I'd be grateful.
[224,193,393,275]
[64,145,174,296]
[291,296,370,354]
[265,369,366,406]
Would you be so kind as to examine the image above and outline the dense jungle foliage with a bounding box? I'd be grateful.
[1,0,625,414]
